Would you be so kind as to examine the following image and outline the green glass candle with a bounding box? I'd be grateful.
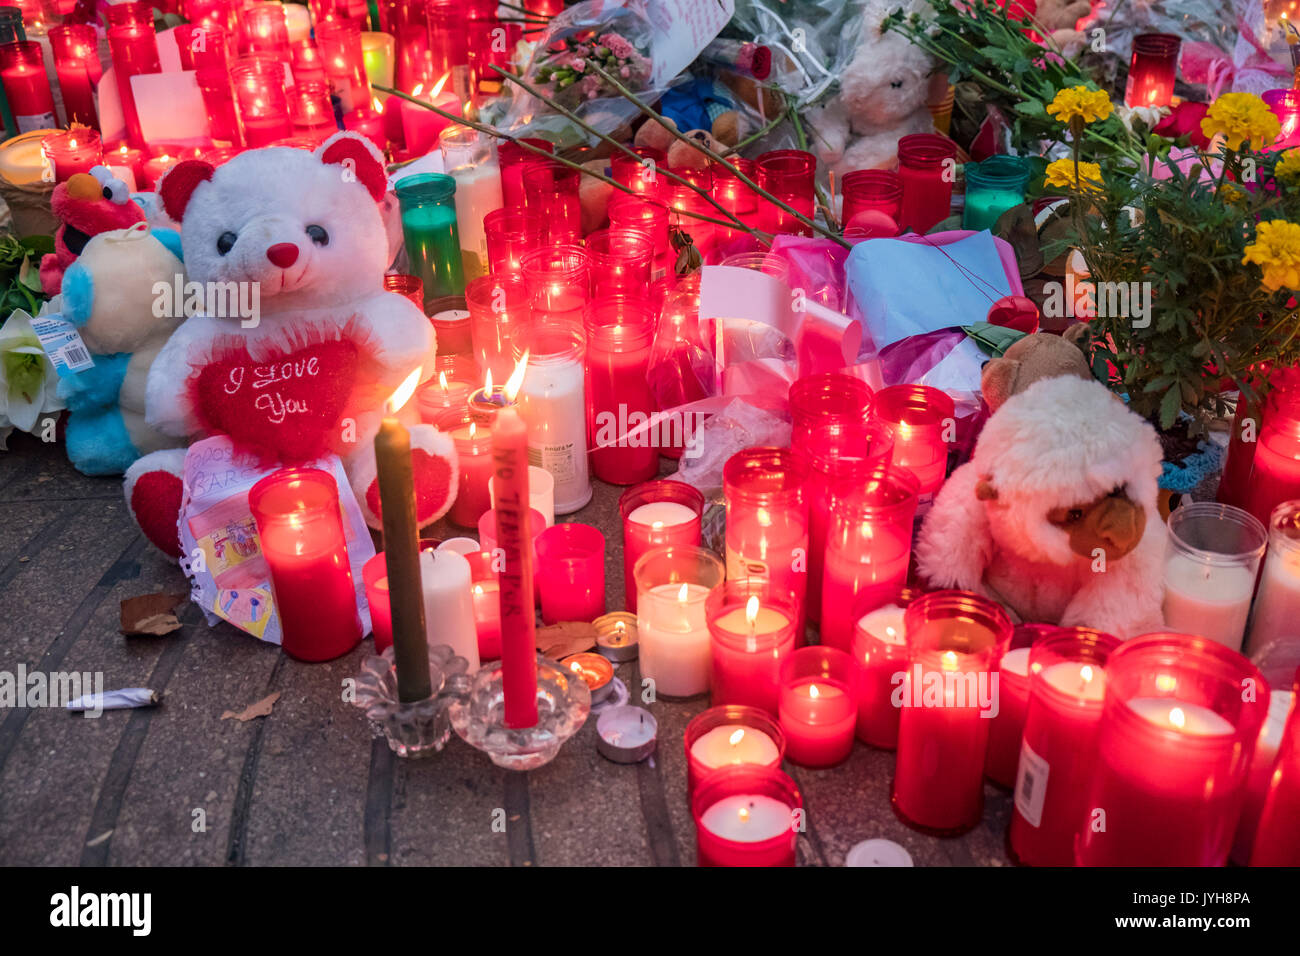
[397,172,465,311]
[962,156,1031,232]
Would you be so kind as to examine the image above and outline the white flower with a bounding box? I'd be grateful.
[1115,104,1170,135]
[0,309,64,434]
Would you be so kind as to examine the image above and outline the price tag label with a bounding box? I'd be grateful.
[30,313,94,377]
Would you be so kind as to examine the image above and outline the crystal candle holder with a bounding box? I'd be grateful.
[1076,633,1268,866]
[513,321,590,514]
[841,169,902,232]
[520,244,589,325]
[962,155,1031,232]
[1124,33,1180,109]
[983,622,1059,789]
[873,383,954,502]
[585,295,658,485]
[685,703,786,794]
[693,764,802,866]
[534,522,606,624]
[356,643,473,757]
[755,149,816,236]
[897,133,957,234]
[850,586,923,749]
[397,172,465,307]
[466,273,532,384]
[523,159,581,244]
[1163,502,1266,652]
[497,136,553,208]
[1008,626,1121,867]
[708,583,798,715]
[635,545,725,699]
[484,207,543,275]
[778,645,857,767]
[619,480,703,612]
[893,589,1012,835]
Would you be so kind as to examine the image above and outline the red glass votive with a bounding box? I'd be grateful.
[426,0,470,87]
[619,481,703,612]
[1075,633,1269,866]
[0,41,55,133]
[606,195,671,282]
[685,704,786,795]
[186,0,239,34]
[585,296,657,486]
[384,273,424,310]
[416,352,477,427]
[1008,626,1121,867]
[778,645,857,767]
[693,764,802,867]
[873,383,954,502]
[484,207,543,275]
[522,160,581,244]
[984,622,1059,790]
[466,273,532,384]
[667,165,717,259]
[756,149,816,236]
[240,3,290,54]
[1250,681,1300,866]
[105,143,146,190]
[897,133,958,234]
[611,146,667,201]
[105,0,152,25]
[820,465,919,652]
[42,128,101,181]
[851,587,922,749]
[362,552,393,653]
[478,506,546,594]
[248,467,363,662]
[231,62,293,146]
[49,24,101,128]
[519,244,589,325]
[288,80,338,138]
[107,24,161,148]
[585,227,654,298]
[893,590,1012,835]
[1124,33,1180,109]
[1245,386,1300,526]
[445,409,494,529]
[841,169,902,233]
[789,372,873,457]
[290,38,328,85]
[196,68,242,145]
[465,549,503,660]
[176,23,231,73]
[498,137,554,208]
[709,585,798,715]
[424,294,470,355]
[315,17,370,114]
[534,522,606,624]
[724,446,811,632]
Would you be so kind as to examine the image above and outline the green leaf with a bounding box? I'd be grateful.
[1159,385,1183,431]
[961,322,1025,356]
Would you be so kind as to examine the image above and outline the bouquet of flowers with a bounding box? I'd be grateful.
[534,28,653,107]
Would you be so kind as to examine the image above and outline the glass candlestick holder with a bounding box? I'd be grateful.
[354,643,473,758]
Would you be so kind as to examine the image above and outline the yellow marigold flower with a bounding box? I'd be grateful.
[1046,86,1114,125]
[1276,149,1300,184]
[1243,220,1300,291]
[1043,157,1104,192]
[1201,92,1281,151]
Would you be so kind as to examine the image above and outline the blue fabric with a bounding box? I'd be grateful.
[64,404,139,476]
[153,227,183,263]
[659,76,734,133]
[61,262,94,325]
[57,352,129,411]
[1159,441,1224,493]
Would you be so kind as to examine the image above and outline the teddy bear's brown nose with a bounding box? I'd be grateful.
[266,242,299,268]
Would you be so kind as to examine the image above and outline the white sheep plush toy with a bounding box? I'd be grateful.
[123,132,456,558]
[915,375,1167,639]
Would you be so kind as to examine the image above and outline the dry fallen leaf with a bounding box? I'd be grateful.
[120,592,188,637]
[221,692,281,722]
[535,621,597,660]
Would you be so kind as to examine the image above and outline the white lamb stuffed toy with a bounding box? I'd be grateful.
[915,375,1167,639]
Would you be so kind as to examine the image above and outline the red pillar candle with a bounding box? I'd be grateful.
[523,159,581,244]
[873,383,954,503]
[1250,679,1300,866]
[685,704,786,795]
[248,467,364,662]
[446,410,494,528]
[709,588,798,715]
[362,551,393,652]
[42,128,101,181]
[465,549,503,660]
[231,61,293,147]
[585,295,658,485]
[484,207,543,276]
[840,169,902,233]
[49,24,100,129]
[107,24,161,149]
[0,41,55,132]
[466,273,533,385]
[983,622,1058,790]
[619,480,703,612]
[1008,626,1121,867]
[693,764,802,867]
[497,137,553,208]
[1076,633,1269,866]
[519,244,589,325]
[851,588,922,749]
[491,406,540,727]
[778,645,857,767]
[723,446,811,634]
[316,17,371,115]
[611,146,667,202]
[755,149,815,237]
[897,133,957,235]
[1124,33,1181,109]
[892,590,1011,835]
[534,522,606,624]
[585,227,654,299]
[395,77,460,158]
[820,465,919,652]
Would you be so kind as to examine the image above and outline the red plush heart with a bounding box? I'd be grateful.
[131,469,184,558]
[366,448,453,526]
[192,338,360,463]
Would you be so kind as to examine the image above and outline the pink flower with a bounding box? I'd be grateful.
[570,57,586,72]
[599,32,634,59]
[620,65,630,78]
[1033,51,1065,69]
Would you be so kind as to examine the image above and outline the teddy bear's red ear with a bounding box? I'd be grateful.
[318,131,388,203]
[159,160,215,222]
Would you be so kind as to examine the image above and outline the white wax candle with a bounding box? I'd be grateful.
[999,647,1031,677]
[490,465,555,527]
[418,548,480,671]
[637,582,711,696]
[518,353,590,515]
[1040,659,1107,702]
[628,500,696,530]
[856,604,907,646]
[1127,697,1234,736]
[690,725,781,769]
[450,160,502,280]
[1246,549,1300,655]
[700,794,792,842]
[436,537,481,556]
[1162,552,1257,651]
[713,605,790,636]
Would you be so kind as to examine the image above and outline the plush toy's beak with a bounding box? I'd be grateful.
[1082,496,1147,561]
[65,173,102,202]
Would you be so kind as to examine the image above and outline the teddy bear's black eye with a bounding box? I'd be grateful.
[891,80,903,89]
[306,224,328,246]
[216,231,237,255]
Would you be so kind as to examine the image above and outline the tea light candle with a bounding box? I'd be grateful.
[419,545,480,672]
[596,704,658,763]
[692,764,801,867]
[700,795,791,842]
[708,593,796,715]
[619,482,703,612]
[778,646,857,767]
[560,651,613,702]
[851,602,909,749]
[594,611,638,662]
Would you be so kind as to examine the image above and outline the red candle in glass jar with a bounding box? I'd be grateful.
[523,159,581,244]
[896,133,958,235]
[42,128,101,181]
[176,23,231,72]
[534,522,605,624]
[484,207,543,275]
[519,244,589,325]
[789,371,874,455]
[667,165,717,260]
[384,272,424,310]
[107,24,161,148]
[497,137,553,208]
[685,704,785,795]
[288,80,339,138]
[851,588,921,749]
[105,143,146,191]
[464,549,503,660]
[1250,680,1300,866]
[709,588,798,715]
[0,41,55,132]
[446,410,495,528]
[240,2,290,55]
[611,145,667,202]
[711,157,761,255]
[362,551,393,652]
[466,273,533,384]
[105,0,152,26]
[478,505,546,597]
[873,383,954,503]
[607,195,672,284]
[755,149,816,236]
[416,356,476,427]
[249,467,364,662]
[1075,633,1269,866]
[1245,386,1300,525]
[196,68,242,146]
[840,169,902,234]
[893,590,1011,834]
[425,0,469,90]
[49,24,101,129]
[585,227,654,298]
[819,465,919,651]
[316,17,371,115]
[396,79,460,158]
[1008,626,1121,867]
[984,622,1059,789]
[619,480,703,612]
[231,61,293,147]
[1124,33,1181,109]
[142,149,199,190]
[778,646,857,767]
[693,764,802,867]
[585,296,658,486]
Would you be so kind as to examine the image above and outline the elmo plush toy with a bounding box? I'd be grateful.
[40,166,146,296]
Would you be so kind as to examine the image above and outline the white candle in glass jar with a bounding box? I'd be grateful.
[637,581,712,697]
[419,548,480,672]
[1162,552,1257,651]
[490,465,555,527]
[690,725,781,769]
[518,347,591,515]
[450,160,503,281]
[1127,697,1235,736]
[700,794,792,842]
[628,500,696,531]
[1246,549,1300,655]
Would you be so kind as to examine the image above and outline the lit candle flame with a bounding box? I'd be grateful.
[483,368,493,393]
[430,70,451,98]
[941,650,959,671]
[745,595,759,628]
[1080,664,1095,683]
[729,729,745,747]
[503,351,529,402]
[411,82,424,97]
[1155,673,1177,693]
[468,421,477,439]
[373,97,384,113]
[756,508,772,528]
[884,626,897,641]
[738,806,750,823]
[809,683,820,699]
[385,366,422,414]
[1169,706,1186,730]
[439,370,449,393]
[651,520,664,530]
[676,583,689,603]
[473,583,483,595]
